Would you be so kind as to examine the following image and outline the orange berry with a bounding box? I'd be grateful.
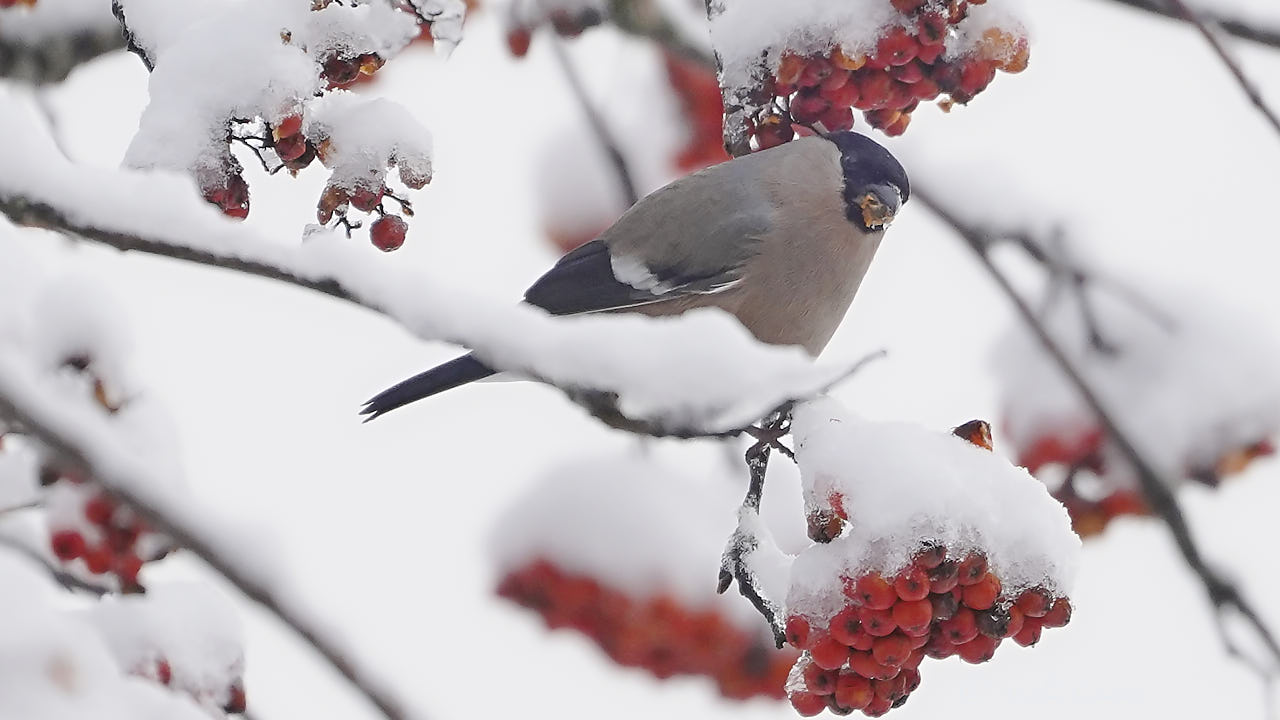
[811,635,851,670]
[1013,618,1043,646]
[940,607,979,644]
[871,633,912,667]
[894,566,931,601]
[852,574,898,610]
[1041,598,1073,628]
[834,671,873,710]
[957,554,988,585]
[957,634,999,664]
[803,662,838,695]
[962,573,1002,610]
[1015,588,1052,618]
[892,598,934,636]
[790,691,827,717]
[859,606,898,637]
[786,614,814,649]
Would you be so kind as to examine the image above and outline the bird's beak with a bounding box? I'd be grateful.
[857,184,901,230]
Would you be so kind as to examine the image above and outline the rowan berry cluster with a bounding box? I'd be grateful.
[46,477,169,591]
[784,545,1072,717]
[498,559,798,701]
[0,0,37,8]
[663,50,731,172]
[1017,424,1275,537]
[738,0,1027,148]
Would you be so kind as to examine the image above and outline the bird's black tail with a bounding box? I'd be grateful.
[360,353,495,421]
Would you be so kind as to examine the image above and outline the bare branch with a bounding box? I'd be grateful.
[1161,0,1280,139]
[1101,0,1280,51]
[545,33,640,207]
[915,185,1280,672]
[0,382,425,720]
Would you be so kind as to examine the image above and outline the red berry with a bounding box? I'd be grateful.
[851,574,897,610]
[370,215,408,252]
[790,691,827,717]
[790,91,830,124]
[156,659,172,685]
[859,606,898,637]
[323,55,360,87]
[848,651,897,680]
[1014,588,1051,617]
[84,545,112,575]
[961,573,1002,610]
[913,543,946,570]
[871,633,912,667]
[115,553,143,586]
[939,607,979,644]
[274,133,308,163]
[976,605,1011,638]
[890,0,926,12]
[786,614,813,649]
[1040,598,1073,628]
[1004,604,1026,638]
[821,81,861,109]
[84,495,115,526]
[931,591,959,621]
[894,566,930,601]
[506,27,532,57]
[917,12,948,45]
[834,671,873,710]
[916,41,946,65]
[864,696,894,718]
[925,633,956,659]
[957,554,988,585]
[50,530,86,561]
[875,28,919,67]
[957,634,999,664]
[927,560,960,593]
[872,673,908,703]
[825,695,855,716]
[350,185,385,213]
[889,61,925,84]
[817,106,855,132]
[273,113,303,140]
[958,59,997,98]
[803,662,838,695]
[811,635,850,670]
[797,57,833,88]
[1013,618,1043,646]
[911,77,942,101]
[854,72,894,110]
[892,598,933,636]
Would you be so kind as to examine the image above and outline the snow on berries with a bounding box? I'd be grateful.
[87,584,247,714]
[493,454,802,701]
[707,0,1029,148]
[779,398,1079,716]
[120,0,436,249]
[994,277,1280,537]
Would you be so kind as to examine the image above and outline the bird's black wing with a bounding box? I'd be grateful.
[523,159,775,316]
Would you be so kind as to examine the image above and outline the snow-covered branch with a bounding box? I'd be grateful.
[0,357,427,720]
[913,185,1280,674]
[0,95,852,436]
[0,0,124,84]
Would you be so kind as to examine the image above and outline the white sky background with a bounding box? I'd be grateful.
[8,0,1280,718]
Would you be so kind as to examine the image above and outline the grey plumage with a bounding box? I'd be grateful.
[361,132,907,420]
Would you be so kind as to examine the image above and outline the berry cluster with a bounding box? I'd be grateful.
[784,544,1072,717]
[1016,423,1275,537]
[663,50,731,172]
[0,0,37,7]
[46,477,170,591]
[497,559,798,701]
[316,177,416,252]
[740,0,1028,147]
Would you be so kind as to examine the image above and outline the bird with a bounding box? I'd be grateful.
[360,131,909,421]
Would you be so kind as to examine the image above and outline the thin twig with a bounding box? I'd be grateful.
[111,0,156,72]
[0,389,422,720]
[1101,0,1280,51]
[915,185,1280,671]
[544,33,640,207]
[1162,0,1280,139]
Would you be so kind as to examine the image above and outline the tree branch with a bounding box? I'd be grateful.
[0,23,125,85]
[0,378,425,720]
[1161,0,1280,139]
[110,0,156,72]
[1100,0,1280,51]
[545,33,640,207]
[915,185,1280,672]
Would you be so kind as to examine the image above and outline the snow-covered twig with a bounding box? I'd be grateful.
[545,33,639,207]
[0,378,426,720]
[1103,0,1280,51]
[914,184,1280,675]
[1159,0,1280,140]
